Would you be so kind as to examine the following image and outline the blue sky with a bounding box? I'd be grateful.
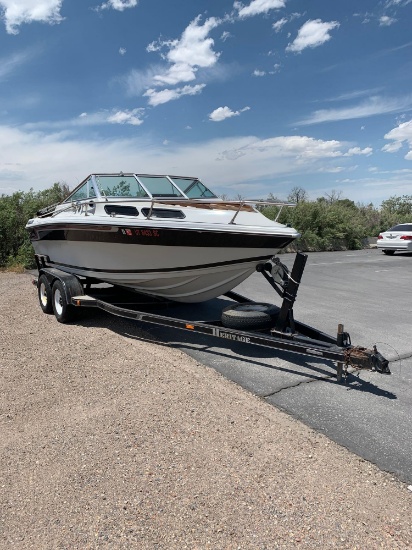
[0,0,411,204]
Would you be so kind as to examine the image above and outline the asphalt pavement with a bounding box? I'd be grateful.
[134,249,412,484]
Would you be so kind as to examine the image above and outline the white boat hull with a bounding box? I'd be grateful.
[32,239,279,302]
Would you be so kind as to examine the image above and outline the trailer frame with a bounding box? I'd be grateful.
[33,252,390,380]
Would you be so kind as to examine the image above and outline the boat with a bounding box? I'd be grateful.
[26,173,300,302]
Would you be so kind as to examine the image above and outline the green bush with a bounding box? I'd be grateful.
[0,183,69,269]
[260,193,397,252]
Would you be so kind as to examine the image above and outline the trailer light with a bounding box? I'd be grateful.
[400,235,412,240]
[186,324,195,330]
[377,234,383,239]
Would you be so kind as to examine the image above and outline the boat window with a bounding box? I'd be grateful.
[65,177,96,202]
[137,176,184,198]
[141,208,185,219]
[97,175,149,198]
[171,177,217,199]
[105,205,139,216]
[89,182,97,198]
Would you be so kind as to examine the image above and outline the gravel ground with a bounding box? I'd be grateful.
[1,272,411,549]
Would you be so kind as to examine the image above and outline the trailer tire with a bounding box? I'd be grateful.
[52,280,77,323]
[38,274,53,314]
[221,302,277,330]
[383,250,395,255]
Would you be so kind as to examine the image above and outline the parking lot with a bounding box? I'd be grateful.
[143,249,412,483]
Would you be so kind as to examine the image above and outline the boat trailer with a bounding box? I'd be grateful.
[34,252,390,381]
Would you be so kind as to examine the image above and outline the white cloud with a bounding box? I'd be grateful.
[0,128,322,191]
[382,141,403,153]
[273,17,287,32]
[0,49,35,79]
[106,108,144,126]
[0,0,63,34]
[316,166,345,173]
[140,16,221,105]
[96,0,138,11]
[164,16,220,70]
[218,136,372,172]
[121,65,165,96]
[0,125,394,202]
[23,108,145,130]
[119,47,126,55]
[383,119,412,159]
[253,69,266,77]
[379,15,397,25]
[384,0,412,7]
[269,63,281,74]
[234,0,285,19]
[286,19,340,53]
[344,147,373,156]
[209,106,250,122]
[144,84,205,106]
[153,63,197,86]
[216,135,370,163]
[221,31,232,41]
[272,12,302,32]
[326,88,383,102]
[295,95,412,125]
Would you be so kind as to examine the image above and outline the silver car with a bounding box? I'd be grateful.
[377,223,412,255]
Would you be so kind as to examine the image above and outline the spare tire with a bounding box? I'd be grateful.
[221,302,277,330]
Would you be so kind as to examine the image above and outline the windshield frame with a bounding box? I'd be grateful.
[63,173,219,202]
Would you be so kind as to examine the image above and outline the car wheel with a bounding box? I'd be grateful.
[221,302,277,330]
[52,280,77,323]
[38,274,53,314]
[383,250,395,255]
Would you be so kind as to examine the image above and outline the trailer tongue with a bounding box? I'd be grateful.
[34,252,390,381]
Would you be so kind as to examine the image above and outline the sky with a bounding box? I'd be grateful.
[0,0,411,205]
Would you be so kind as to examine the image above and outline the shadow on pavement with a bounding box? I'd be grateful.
[74,307,397,401]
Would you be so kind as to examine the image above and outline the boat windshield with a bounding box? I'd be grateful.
[136,176,184,198]
[64,177,97,202]
[96,175,149,198]
[64,173,218,202]
[171,177,217,199]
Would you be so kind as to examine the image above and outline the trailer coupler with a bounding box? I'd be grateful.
[344,346,391,374]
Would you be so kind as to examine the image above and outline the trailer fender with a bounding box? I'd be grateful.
[38,268,84,307]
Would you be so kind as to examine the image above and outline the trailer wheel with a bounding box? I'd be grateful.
[38,275,53,314]
[383,250,395,255]
[221,302,277,330]
[52,280,77,323]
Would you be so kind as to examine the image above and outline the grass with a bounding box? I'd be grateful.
[0,264,26,273]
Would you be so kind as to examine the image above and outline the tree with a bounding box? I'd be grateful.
[380,195,412,230]
[324,189,343,203]
[287,186,308,204]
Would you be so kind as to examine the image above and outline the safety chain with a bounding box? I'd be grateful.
[344,346,372,374]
